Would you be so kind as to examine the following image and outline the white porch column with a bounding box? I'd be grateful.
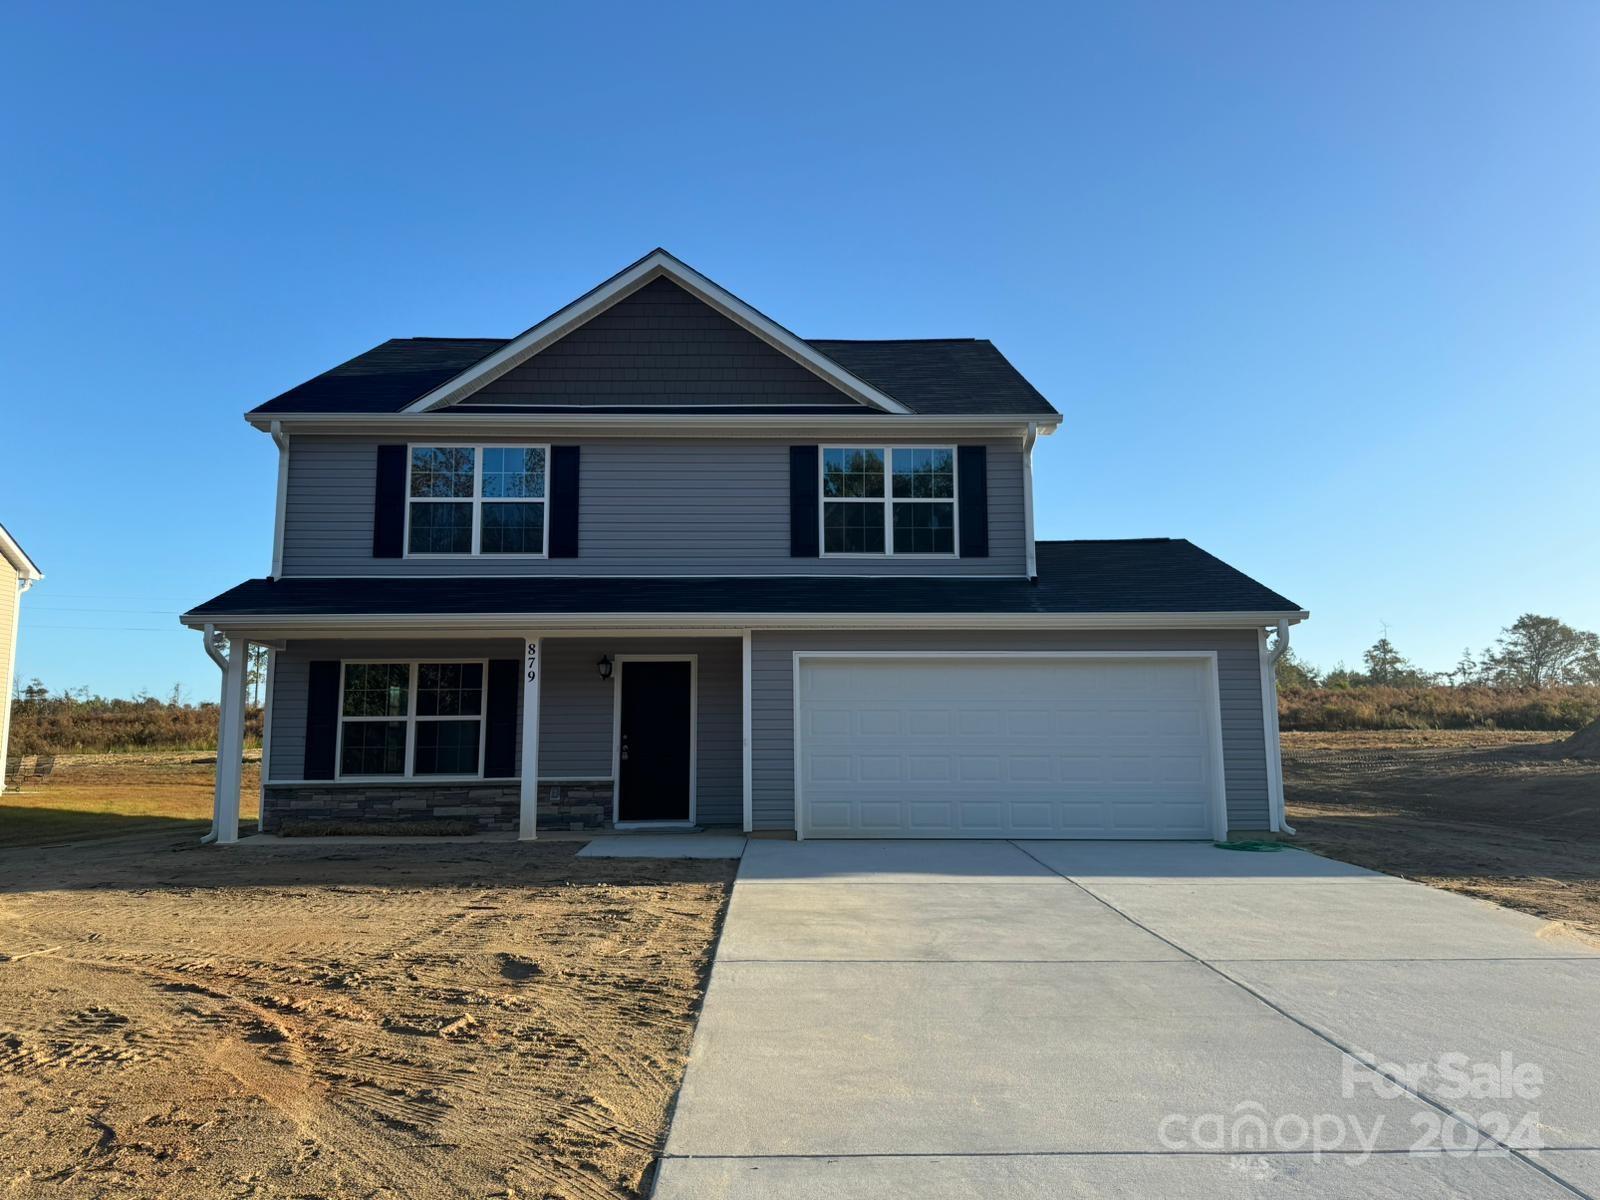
[519,636,542,840]
[213,633,248,844]
[741,629,753,832]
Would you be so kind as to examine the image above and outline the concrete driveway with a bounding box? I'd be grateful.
[655,840,1600,1198]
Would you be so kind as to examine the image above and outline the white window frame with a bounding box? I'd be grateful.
[403,443,550,558]
[335,659,488,781]
[819,445,959,558]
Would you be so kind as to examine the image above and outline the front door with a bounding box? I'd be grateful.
[617,660,693,822]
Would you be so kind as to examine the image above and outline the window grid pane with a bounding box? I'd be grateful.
[480,502,545,554]
[410,447,475,498]
[822,448,884,499]
[342,664,410,717]
[823,500,886,554]
[416,663,484,717]
[413,720,482,776]
[408,501,473,554]
[340,720,407,776]
[892,448,955,499]
[483,447,546,499]
[891,501,955,555]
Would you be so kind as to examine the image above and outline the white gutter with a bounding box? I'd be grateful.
[198,624,230,843]
[1262,617,1294,835]
[179,609,1311,636]
[269,422,290,579]
[245,412,1062,438]
[1022,421,1039,580]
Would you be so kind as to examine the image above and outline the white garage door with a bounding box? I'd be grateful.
[797,656,1223,839]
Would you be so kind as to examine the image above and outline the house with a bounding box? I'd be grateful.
[181,249,1305,844]
[0,522,43,794]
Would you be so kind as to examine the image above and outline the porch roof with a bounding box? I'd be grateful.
[182,539,1303,625]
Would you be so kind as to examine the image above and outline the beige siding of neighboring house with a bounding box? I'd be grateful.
[0,558,19,793]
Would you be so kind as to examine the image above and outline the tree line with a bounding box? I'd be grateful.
[1278,614,1600,690]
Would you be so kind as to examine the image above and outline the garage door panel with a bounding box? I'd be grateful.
[799,657,1222,840]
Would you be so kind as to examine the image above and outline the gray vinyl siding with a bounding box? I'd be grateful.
[280,436,1027,577]
[266,636,744,827]
[471,276,851,407]
[749,629,1271,834]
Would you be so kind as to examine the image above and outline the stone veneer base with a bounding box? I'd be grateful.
[261,781,615,834]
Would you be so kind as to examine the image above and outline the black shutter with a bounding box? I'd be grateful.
[373,444,407,558]
[304,661,341,780]
[549,445,580,558]
[483,659,520,777]
[789,445,819,557]
[957,445,989,558]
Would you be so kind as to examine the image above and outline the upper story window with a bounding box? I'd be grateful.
[407,445,547,556]
[338,661,485,778]
[821,446,956,556]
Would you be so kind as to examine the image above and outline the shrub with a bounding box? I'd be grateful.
[1277,685,1600,732]
[6,694,263,755]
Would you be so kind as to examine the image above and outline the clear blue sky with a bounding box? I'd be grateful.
[4,1,1597,700]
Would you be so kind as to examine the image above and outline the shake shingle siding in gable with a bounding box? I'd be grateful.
[279,436,1027,577]
[469,278,859,409]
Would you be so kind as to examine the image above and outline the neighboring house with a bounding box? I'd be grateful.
[0,523,43,794]
[182,249,1305,844]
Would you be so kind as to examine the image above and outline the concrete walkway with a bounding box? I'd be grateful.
[655,840,1600,1198]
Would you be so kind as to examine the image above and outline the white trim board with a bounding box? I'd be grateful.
[182,610,1311,638]
[610,654,698,827]
[790,650,1230,842]
[400,249,912,416]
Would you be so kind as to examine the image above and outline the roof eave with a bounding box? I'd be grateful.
[180,609,1309,635]
[244,411,1063,436]
[0,525,42,581]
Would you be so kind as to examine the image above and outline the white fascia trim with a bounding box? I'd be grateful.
[0,525,42,581]
[397,249,912,416]
[180,610,1311,635]
[244,412,1054,437]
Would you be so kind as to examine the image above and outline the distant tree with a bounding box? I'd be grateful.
[246,644,270,707]
[169,682,186,706]
[1362,632,1408,684]
[1274,647,1320,689]
[1483,614,1600,689]
[1449,647,1482,687]
[1322,662,1365,689]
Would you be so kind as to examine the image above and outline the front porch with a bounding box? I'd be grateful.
[201,630,751,842]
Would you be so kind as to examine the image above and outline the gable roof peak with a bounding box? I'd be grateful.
[399,249,914,416]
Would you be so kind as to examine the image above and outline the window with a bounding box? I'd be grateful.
[407,445,547,555]
[822,446,956,555]
[338,661,486,778]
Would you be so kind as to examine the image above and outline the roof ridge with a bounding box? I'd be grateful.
[1037,537,1176,546]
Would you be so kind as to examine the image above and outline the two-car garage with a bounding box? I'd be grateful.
[794,654,1227,839]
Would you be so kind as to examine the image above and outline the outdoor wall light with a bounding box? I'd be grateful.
[597,654,614,681]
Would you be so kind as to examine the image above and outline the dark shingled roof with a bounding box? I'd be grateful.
[184,540,1300,621]
[251,336,1058,419]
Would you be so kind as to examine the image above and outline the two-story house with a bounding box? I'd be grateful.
[183,250,1305,844]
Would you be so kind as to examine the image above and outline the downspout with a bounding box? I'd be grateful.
[1022,422,1039,581]
[198,624,230,844]
[1264,618,1294,835]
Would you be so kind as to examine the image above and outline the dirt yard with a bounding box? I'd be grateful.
[1284,730,1600,944]
[0,828,732,1198]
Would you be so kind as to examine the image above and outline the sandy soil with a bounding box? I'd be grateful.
[0,832,732,1198]
[1284,731,1600,944]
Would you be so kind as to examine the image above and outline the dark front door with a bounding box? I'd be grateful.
[617,660,692,822]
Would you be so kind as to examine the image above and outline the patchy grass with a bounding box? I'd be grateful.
[0,757,260,847]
